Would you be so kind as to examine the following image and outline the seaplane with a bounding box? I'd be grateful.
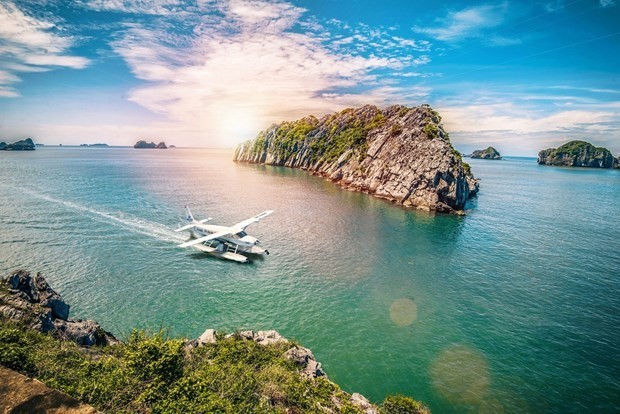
[175,206,273,263]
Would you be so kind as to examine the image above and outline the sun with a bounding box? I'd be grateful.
[216,109,264,146]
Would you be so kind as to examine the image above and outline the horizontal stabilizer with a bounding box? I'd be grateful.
[175,218,212,232]
[179,230,231,248]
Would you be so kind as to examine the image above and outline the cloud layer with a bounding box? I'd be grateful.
[107,0,431,144]
[0,2,89,97]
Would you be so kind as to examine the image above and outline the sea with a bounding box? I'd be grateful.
[0,147,618,413]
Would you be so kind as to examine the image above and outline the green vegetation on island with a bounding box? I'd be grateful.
[0,271,429,414]
[537,140,618,168]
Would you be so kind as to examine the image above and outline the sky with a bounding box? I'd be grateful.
[0,0,619,155]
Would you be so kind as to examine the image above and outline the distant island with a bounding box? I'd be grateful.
[79,143,109,147]
[538,140,619,168]
[235,104,478,214]
[134,140,167,149]
[0,138,36,151]
[469,146,501,160]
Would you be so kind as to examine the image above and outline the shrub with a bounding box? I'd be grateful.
[422,123,439,139]
[381,394,430,414]
[0,327,36,374]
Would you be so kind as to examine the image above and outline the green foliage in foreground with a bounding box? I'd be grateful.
[380,395,430,414]
[0,317,428,414]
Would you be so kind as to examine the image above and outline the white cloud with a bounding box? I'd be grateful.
[600,0,616,7]
[0,2,89,97]
[438,101,620,155]
[80,0,182,15]
[413,3,510,43]
[110,0,430,146]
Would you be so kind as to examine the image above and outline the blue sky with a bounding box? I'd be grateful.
[0,0,618,155]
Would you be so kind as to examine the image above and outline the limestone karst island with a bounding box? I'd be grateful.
[235,105,478,214]
[537,140,619,168]
[1,0,619,413]
[468,146,502,160]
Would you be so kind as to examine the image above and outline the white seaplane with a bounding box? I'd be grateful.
[175,206,273,263]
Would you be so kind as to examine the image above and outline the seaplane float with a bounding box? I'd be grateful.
[176,206,273,263]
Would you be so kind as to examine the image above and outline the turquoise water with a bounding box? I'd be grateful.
[0,148,618,413]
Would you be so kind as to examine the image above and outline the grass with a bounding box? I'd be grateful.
[0,315,429,413]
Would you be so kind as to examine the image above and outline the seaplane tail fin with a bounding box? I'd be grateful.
[185,206,195,222]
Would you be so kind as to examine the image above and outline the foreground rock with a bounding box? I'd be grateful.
[0,138,36,151]
[538,140,617,168]
[134,140,167,149]
[0,270,117,346]
[186,328,390,412]
[469,146,501,159]
[0,366,98,414]
[234,104,478,213]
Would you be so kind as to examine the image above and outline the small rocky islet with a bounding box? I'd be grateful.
[538,140,619,168]
[469,146,501,160]
[134,140,168,149]
[0,270,429,413]
[234,104,478,214]
[0,138,36,151]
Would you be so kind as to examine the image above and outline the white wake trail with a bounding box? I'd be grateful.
[20,189,186,245]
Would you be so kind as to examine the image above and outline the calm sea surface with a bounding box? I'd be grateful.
[0,148,618,413]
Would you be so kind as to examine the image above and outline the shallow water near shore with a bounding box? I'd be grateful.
[0,147,619,413]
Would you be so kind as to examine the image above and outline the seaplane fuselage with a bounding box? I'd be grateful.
[191,225,262,251]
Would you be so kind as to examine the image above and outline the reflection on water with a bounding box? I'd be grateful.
[0,149,619,413]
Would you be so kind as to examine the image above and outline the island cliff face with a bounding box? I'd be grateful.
[234,105,478,213]
[470,146,501,159]
[538,140,617,168]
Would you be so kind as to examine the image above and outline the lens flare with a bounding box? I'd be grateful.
[389,298,417,326]
[430,345,489,404]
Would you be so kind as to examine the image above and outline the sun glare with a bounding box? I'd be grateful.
[211,109,263,146]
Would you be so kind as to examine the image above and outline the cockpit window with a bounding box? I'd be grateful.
[235,231,247,238]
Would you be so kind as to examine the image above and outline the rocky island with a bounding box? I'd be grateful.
[469,146,501,159]
[134,140,167,149]
[0,270,429,413]
[234,105,478,214]
[538,140,619,168]
[80,143,109,147]
[0,138,36,151]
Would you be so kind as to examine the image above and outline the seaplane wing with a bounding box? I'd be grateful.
[175,218,212,232]
[232,210,274,231]
[178,229,232,248]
